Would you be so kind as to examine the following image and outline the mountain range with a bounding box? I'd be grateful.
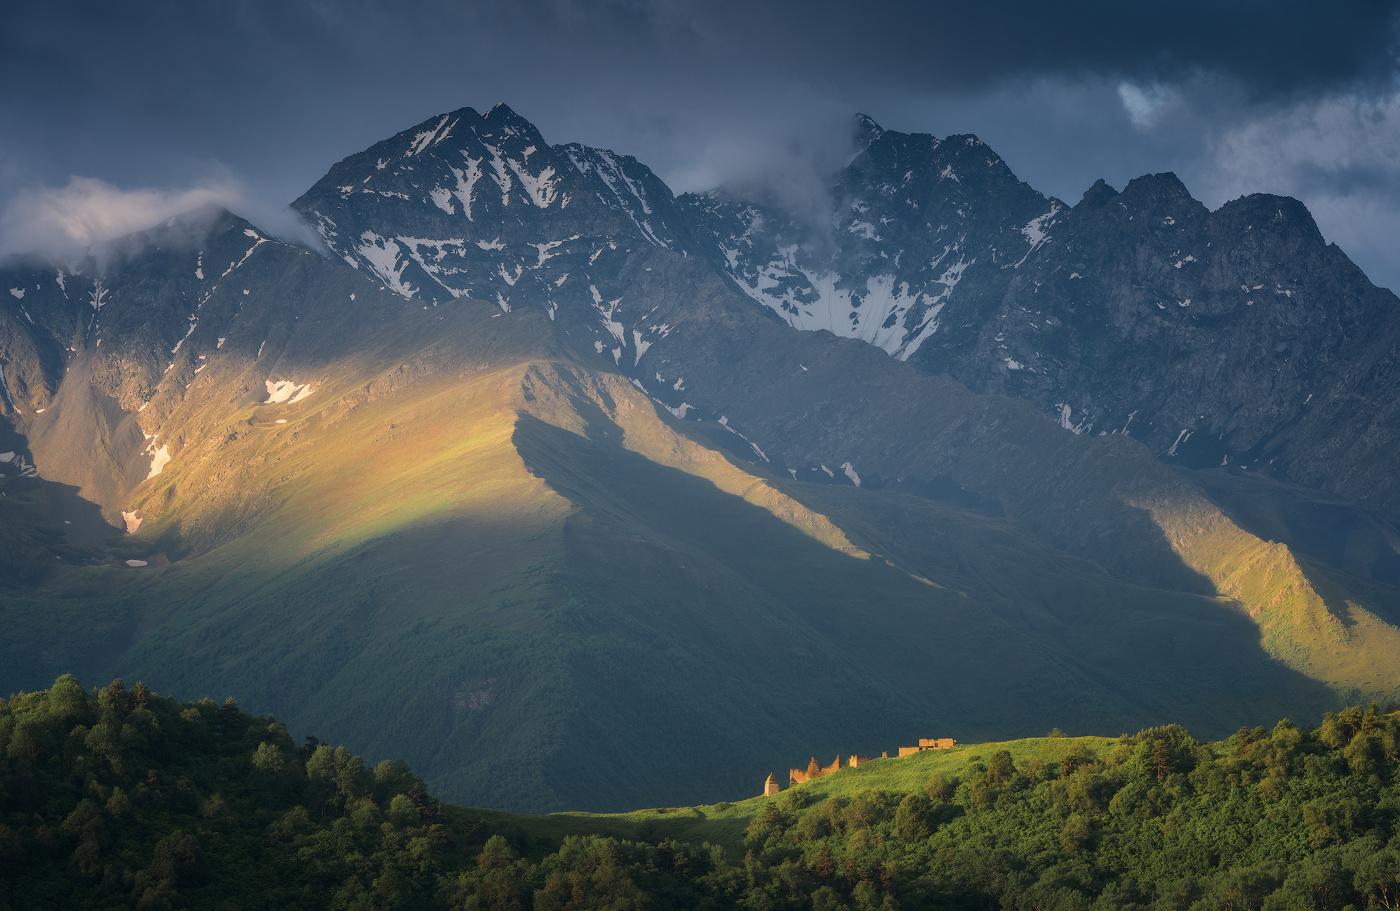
[1,103,1398,812]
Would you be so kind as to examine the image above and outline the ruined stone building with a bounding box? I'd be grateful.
[897,737,958,757]
[789,756,843,786]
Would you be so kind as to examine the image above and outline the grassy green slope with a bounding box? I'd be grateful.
[0,317,1342,812]
[496,735,1121,860]
[41,343,1154,811]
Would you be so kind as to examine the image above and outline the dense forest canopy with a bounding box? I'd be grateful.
[1,676,1398,910]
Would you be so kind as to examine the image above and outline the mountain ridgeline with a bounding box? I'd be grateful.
[1,103,1399,812]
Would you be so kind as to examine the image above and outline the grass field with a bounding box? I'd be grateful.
[454,734,1120,860]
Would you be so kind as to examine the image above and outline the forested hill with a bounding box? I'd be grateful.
[2,677,1399,910]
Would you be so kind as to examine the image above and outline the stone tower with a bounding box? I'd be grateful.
[763,773,779,796]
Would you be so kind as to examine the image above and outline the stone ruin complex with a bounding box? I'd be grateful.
[761,737,958,795]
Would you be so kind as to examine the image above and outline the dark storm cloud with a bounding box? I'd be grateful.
[3,1,1400,284]
[753,0,1400,94]
[567,0,1400,102]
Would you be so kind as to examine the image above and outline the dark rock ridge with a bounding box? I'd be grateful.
[977,176,1400,518]
[685,130,1400,519]
[678,120,1056,362]
[294,103,695,303]
[290,106,1400,519]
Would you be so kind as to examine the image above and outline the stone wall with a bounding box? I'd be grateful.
[790,756,842,785]
[899,737,959,756]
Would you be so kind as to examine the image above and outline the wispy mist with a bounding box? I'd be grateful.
[0,177,242,256]
[0,175,326,262]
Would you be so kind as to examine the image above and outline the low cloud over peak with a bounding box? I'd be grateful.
[0,176,244,257]
[0,176,324,261]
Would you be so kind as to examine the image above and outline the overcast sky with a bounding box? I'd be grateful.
[4,0,1400,288]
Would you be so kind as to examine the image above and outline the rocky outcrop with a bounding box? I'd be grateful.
[686,121,1400,520]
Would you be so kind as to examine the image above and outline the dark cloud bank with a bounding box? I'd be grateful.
[4,1,1400,286]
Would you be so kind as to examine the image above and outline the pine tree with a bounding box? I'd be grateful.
[106,678,130,714]
[814,843,836,883]
[1152,739,1171,781]
[407,781,443,823]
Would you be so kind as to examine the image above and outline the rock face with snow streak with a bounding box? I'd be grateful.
[679,116,1058,362]
[969,176,1400,514]
[682,118,1400,517]
[293,103,693,306]
[0,208,404,528]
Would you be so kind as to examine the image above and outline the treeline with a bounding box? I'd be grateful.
[1,677,1398,910]
[0,675,467,909]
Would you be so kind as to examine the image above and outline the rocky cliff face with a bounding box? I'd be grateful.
[683,119,1400,519]
[0,209,406,529]
[974,176,1400,516]
[679,116,1057,362]
[293,103,693,304]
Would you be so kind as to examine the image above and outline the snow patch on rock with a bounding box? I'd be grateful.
[265,380,313,404]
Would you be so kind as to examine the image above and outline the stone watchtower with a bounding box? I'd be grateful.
[763,773,780,796]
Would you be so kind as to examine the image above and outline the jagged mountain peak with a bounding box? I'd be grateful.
[397,103,546,149]
[478,102,549,144]
[484,100,524,120]
[291,103,701,314]
[853,127,1039,210]
[1117,171,1198,208]
[1213,192,1327,246]
[108,204,259,250]
[852,112,885,149]
[1076,178,1119,208]
[1067,173,1208,229]
[685,118,1054,361]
